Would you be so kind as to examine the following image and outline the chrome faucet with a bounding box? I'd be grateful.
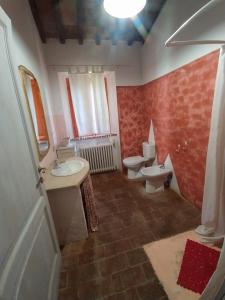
[53,159,60,169]
[160,163,165,169]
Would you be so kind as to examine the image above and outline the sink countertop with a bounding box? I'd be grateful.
[42,157,89,191]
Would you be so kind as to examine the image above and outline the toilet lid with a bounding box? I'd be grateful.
[123,156,145,165]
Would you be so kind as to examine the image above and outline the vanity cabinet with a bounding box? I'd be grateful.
[47,186,88,246]
[43,157,89,246]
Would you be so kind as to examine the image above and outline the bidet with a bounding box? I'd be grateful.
[141,165,172,193]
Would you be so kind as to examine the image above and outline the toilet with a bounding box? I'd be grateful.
[123,142,155,179]
[141,165,172,194]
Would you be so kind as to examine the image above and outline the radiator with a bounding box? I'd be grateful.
[78,143,117,174]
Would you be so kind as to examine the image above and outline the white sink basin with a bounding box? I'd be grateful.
[51,160,85,177]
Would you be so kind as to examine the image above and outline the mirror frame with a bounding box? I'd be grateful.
[18,65,50,161]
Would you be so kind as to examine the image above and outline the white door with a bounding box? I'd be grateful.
[0,7,60,300]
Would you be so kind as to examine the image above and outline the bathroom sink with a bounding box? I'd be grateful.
[51,160,85,177]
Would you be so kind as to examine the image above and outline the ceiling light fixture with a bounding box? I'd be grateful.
[103,0,146,19]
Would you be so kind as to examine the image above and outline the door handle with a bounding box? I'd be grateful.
[38,167,46,173]
[36,176,44,188]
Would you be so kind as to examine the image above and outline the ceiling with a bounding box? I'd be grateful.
[28,0,166,45]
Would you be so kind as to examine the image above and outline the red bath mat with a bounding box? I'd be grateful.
[177,239,220,294]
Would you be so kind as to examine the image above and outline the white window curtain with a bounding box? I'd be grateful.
[68,73,110,136]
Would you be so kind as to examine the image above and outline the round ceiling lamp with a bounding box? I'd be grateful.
[103,0,147,19]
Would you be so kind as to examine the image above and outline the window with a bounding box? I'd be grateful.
[68,73,110,137]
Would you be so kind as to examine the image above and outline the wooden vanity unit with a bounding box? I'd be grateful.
[43,157,89,246]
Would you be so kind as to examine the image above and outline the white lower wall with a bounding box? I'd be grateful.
[141,0,225,84]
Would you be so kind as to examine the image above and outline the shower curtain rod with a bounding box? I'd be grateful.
[165,0,225,47]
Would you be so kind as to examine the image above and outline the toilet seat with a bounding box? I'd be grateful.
[123,156,145,167]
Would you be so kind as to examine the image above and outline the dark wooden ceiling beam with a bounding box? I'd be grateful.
[111,19,120,46]
[76,0,85,45]
[95,33,101,45]
[28,0,46,43]
[52,0,66,44]
[95,0,102,45]
[29,0,165,45]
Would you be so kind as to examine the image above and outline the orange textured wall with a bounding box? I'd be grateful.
[117,86,148,160]
[117,50,219,206]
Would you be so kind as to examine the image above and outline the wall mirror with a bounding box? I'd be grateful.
[18,65,50,160]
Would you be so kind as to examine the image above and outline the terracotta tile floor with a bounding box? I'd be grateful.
[59,171,201,300]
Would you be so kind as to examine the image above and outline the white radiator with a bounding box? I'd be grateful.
[78,143,117,174]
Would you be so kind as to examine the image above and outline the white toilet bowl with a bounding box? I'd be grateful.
[123,142,155,180]
[141,165,172,194]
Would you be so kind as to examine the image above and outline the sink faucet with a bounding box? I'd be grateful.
[160,163,165,169]
[53,159,60,169]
